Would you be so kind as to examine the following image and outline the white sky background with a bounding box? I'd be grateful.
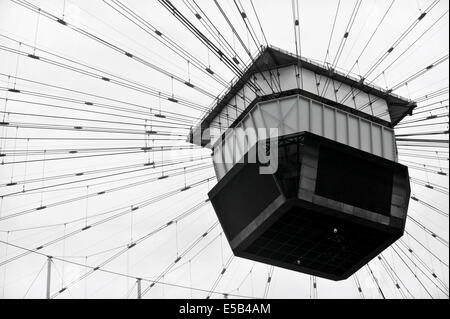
[0,0,448,299]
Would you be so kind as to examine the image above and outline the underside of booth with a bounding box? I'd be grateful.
[208,132,410,280]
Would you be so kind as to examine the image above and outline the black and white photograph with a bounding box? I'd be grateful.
[0,0,448,311]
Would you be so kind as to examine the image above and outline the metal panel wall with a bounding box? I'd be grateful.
[212,94,397,180]
[208,64,392,147]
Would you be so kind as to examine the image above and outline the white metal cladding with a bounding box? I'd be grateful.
[208,64,392,143]
[212,94,397,181]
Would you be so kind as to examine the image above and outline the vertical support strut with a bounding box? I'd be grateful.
[46,256,52,299]
[137,278,142,299]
